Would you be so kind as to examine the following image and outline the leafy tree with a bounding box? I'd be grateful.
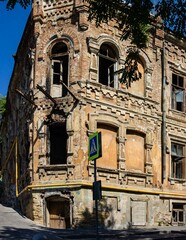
[2,0,186,85]
[1,0,31,10]
[88,0,185,48]
[88,0,186,85]
[0,97,6,116]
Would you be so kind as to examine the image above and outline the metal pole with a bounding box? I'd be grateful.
[94,159,99,240]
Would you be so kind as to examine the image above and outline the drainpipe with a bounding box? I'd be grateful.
[161,41,166,183]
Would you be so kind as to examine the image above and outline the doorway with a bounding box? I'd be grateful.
[46,197,70,229]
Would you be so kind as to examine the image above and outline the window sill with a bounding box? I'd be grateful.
[169,109,186,116]
[38,164,75,177]
[169,177,186,185]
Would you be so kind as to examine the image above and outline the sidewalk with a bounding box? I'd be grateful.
[1,203,186,240]
[48,226,186,240]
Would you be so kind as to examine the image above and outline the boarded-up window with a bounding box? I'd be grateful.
[128,61,144,97]
[125,130,145,172]
[131,200,147,226]
[97,123,118,169]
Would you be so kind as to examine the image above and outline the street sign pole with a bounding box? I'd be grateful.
[94,159,99,240]
[88,132,102,240]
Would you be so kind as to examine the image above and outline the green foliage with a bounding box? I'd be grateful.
[155,0,186,38]
[88,0,185,85]
[0,97,6,115]
[88,0,186,48]
[1,0,31,10]
[88,0,153,49]
[2,0,185,86]
[116,48,142,87]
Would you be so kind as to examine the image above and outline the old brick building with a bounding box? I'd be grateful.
[1,0,186,229]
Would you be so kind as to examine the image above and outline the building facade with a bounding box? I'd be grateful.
[1,0,186,229]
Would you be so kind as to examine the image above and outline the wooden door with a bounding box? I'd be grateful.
[48,200,70,229]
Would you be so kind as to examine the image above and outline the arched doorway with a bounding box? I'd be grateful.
[46,196,71,229]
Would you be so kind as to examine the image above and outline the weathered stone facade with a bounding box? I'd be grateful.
[1,0,186,229]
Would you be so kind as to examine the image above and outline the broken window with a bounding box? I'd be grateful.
[171,142,185,179]
[172,73,184,112]
[99,43,118,88]
[172,203,185,225]
[49,123,68,165]
[51,42,69,97]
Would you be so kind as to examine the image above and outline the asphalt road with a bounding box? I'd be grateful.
[0,203,62,240]
[1,203,186,239]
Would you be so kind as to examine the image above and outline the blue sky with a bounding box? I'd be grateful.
[0,2,31,96]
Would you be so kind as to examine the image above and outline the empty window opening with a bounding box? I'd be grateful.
[49,123,68,165]
[171,142,185,179]
[51,42,69,97]
[172,73,184,112]
[99,44,118,88]
[172,203,185,225]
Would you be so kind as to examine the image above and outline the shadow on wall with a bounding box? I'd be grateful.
[78,198,116,229]
[0,178,3,202]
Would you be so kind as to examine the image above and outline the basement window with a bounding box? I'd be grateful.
[172,73,184,112]
[51,42,69,97]
[172,203,185,225]
[99,43,118,88]
[49,123,68,165]
[171,142,185,179]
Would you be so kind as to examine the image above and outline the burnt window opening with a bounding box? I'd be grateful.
[172,73,184,112]
[171,142,185,179]
[51,42,69,97]
[99,43,118,88]
[49,123,68,165]
[172,203,185,225]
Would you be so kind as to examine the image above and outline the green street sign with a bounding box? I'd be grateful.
[88,132,102,161]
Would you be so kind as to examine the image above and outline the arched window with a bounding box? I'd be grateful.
[99,43,118,88]
[50,42,69,97]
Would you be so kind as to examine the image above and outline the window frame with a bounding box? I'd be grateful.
[50,42,69,97]
[171,141,185,180]
[172,203,185,225]
[171,73,185,112]
[98,43,118,89]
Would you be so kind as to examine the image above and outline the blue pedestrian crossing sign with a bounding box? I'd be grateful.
[88,132,102,161]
